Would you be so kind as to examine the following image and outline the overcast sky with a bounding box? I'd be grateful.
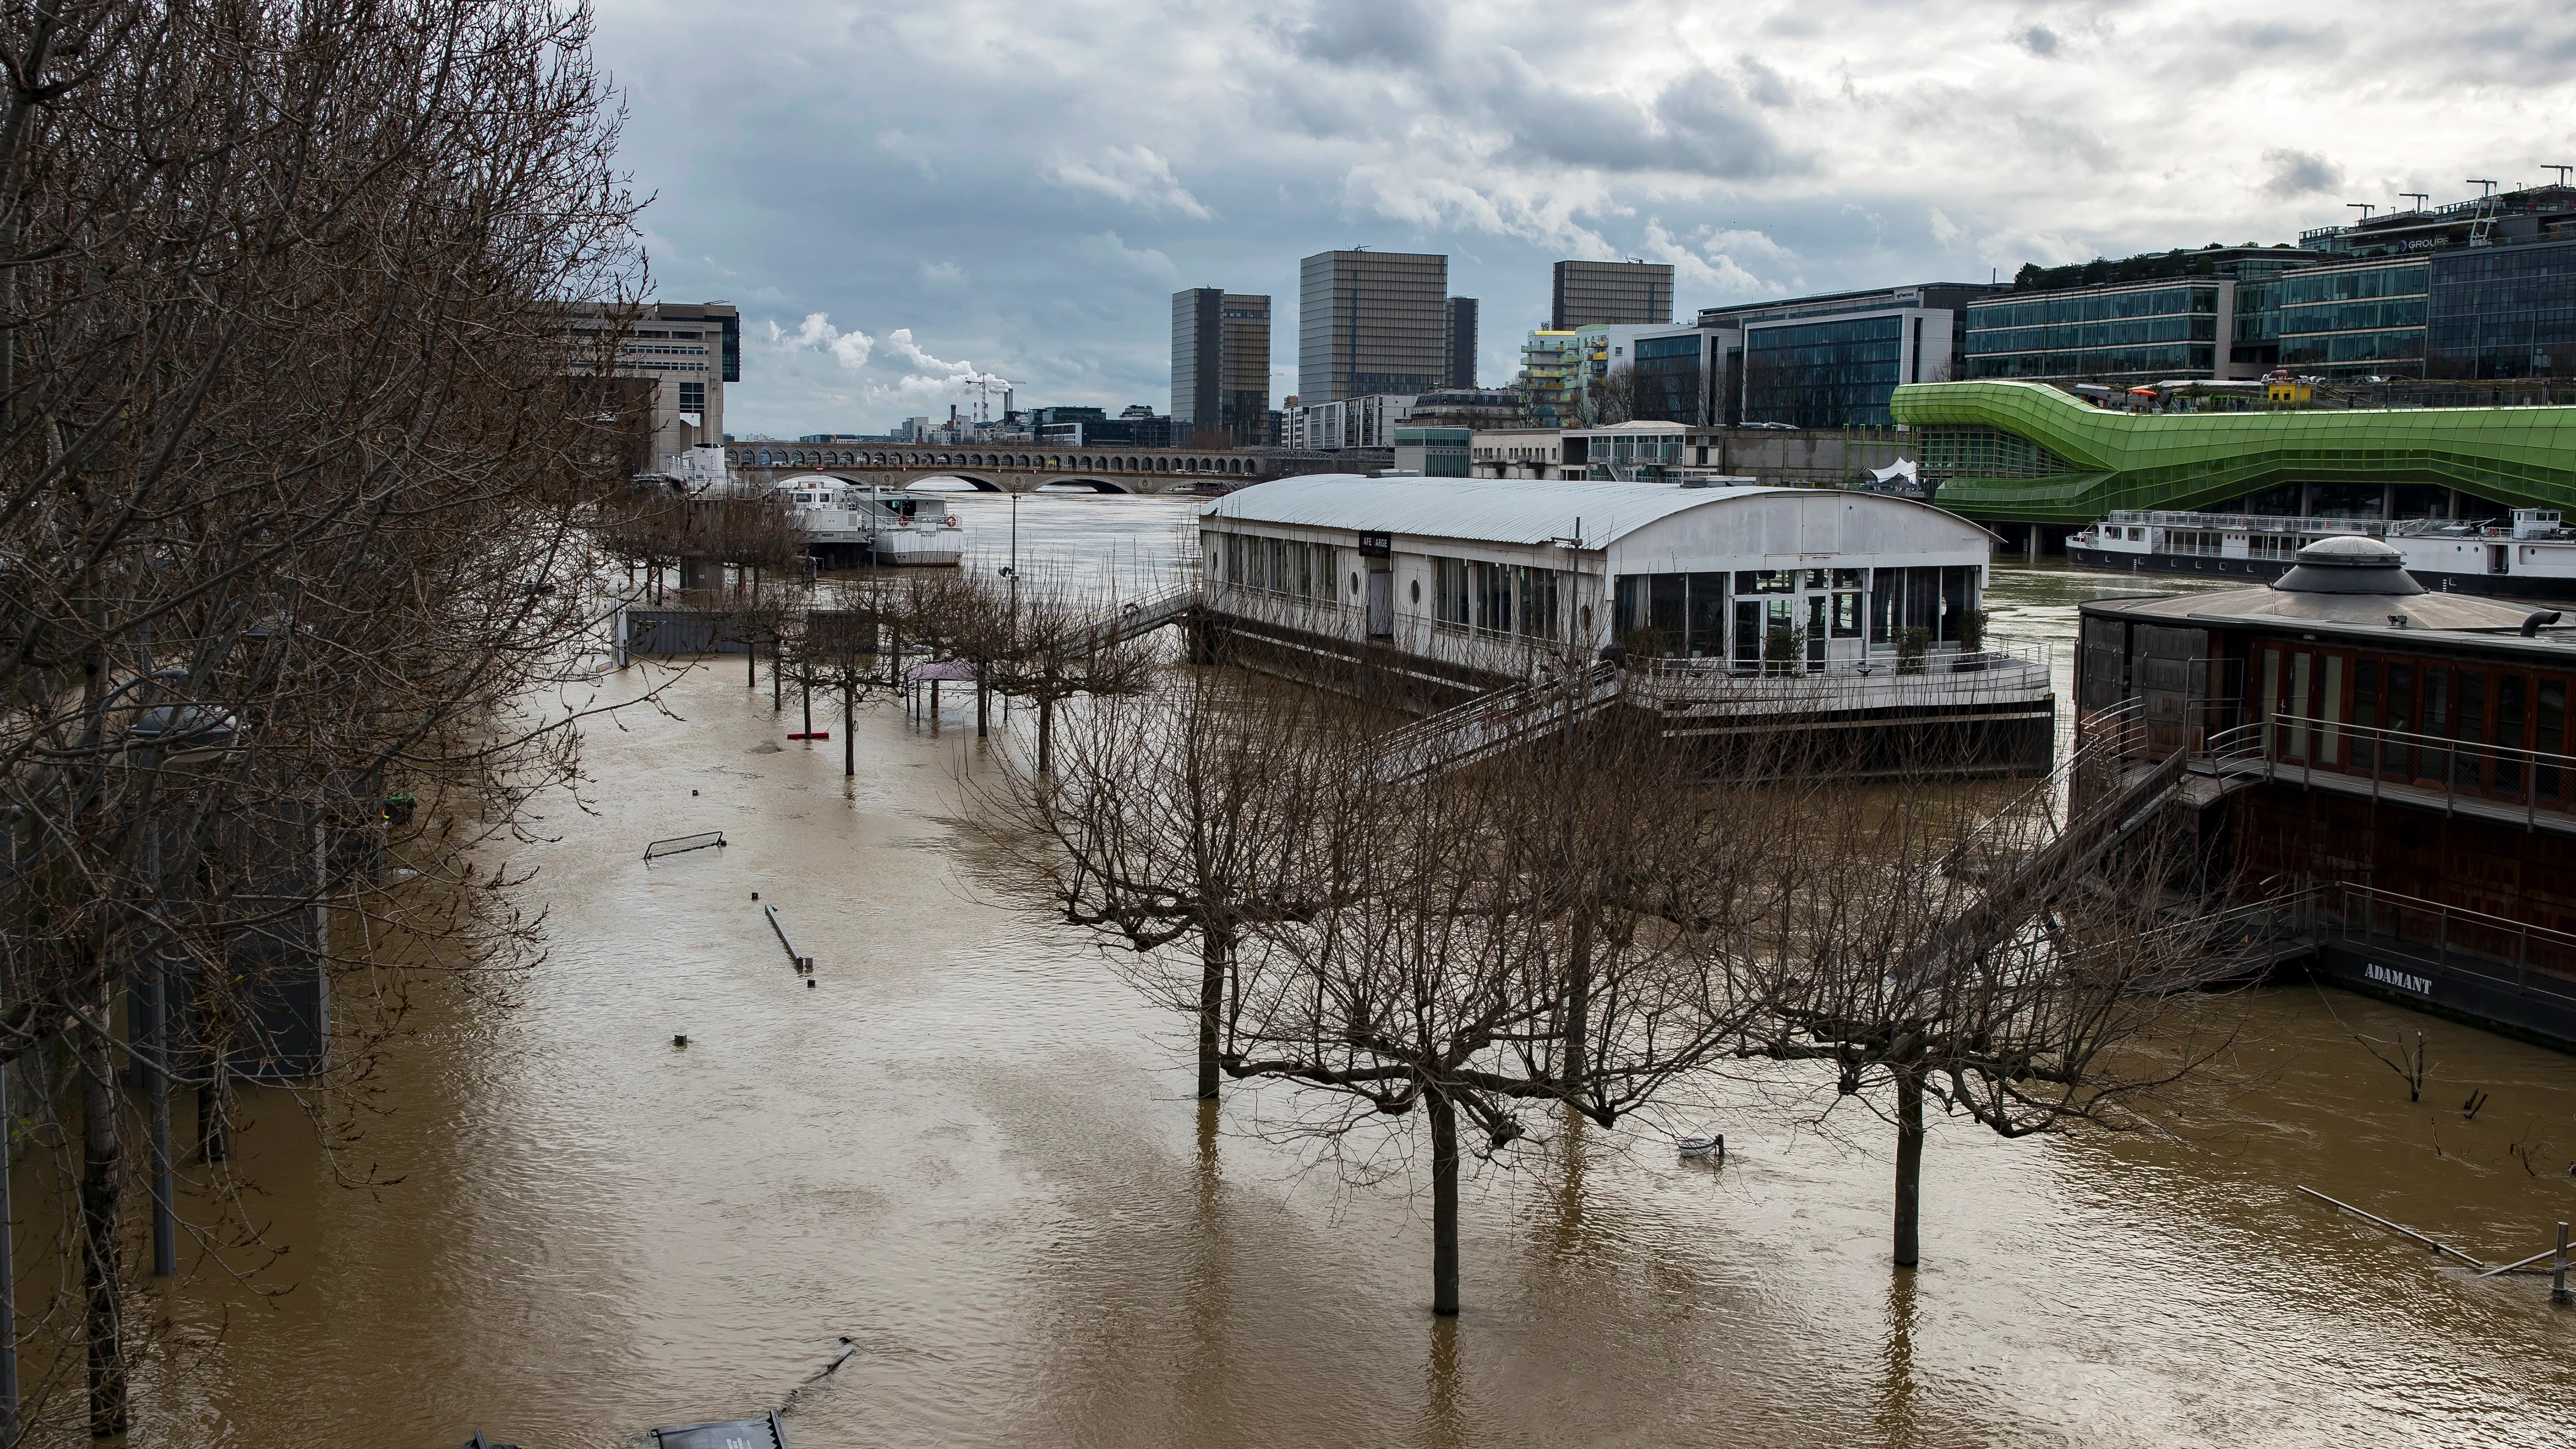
[594,0,2576,438]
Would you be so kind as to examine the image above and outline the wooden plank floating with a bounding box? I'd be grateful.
[643,830,726,861]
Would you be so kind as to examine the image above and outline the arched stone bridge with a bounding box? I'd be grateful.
[723,441,1362,495]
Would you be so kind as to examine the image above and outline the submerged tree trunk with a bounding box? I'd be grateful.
[1893,1065,1925,1269]
[78,970,126,1437]
[1196,927,1229,1100]
[1561,910,1594,1088]
[1037,697,1054,775]
[1429,1087,1461,1317]
[843,687,855,779]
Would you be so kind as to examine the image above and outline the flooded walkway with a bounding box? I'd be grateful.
[111,496,2576,1447]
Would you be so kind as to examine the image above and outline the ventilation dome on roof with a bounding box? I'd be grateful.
[2272,534,2425,595]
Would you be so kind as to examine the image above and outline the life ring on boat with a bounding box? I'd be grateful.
[943,515,959,527]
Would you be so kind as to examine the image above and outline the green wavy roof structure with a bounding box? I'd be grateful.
[1889,380,2576,525]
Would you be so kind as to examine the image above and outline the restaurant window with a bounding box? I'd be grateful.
[2352,659,2378,771]
[1433,557,1469,632]
[1473,561,1514,637]
[1519,567,1562,641]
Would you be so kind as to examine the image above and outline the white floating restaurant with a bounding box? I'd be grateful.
[1195,475,2056,773]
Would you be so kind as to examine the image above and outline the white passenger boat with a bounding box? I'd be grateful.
[2069,508,2576,600]
[775,474,965,568]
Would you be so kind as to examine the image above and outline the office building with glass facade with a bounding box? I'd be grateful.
[1443,297,1478,388]
[1552,260,1675,329]
[2429,236,2576,379]
[1698,283,1992,429]
[2275,259,2429,377]
[1964,247,2325,385]
[1298,250,1448,403]
[1171,289,1272,444]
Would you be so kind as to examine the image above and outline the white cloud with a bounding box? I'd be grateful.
[770,313,874,370]
[1046,145,1214,219]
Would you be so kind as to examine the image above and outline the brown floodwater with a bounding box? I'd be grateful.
[60,494,2576,1446]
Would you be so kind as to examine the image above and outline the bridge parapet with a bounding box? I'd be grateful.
[723,443,1383,495]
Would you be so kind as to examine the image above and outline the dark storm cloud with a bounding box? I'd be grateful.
[1505,67,1794,179]
[588,0,2576,436]
[2261,148,2344,199]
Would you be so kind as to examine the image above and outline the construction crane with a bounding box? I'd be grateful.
[2400,192,2430,212]
[969,377,1021,426]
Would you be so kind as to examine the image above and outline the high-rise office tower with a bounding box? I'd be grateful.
[1172,289,1273,444]
[1442,297,1478,389]
[1552,259,1675,329]
[1298,250,1448,403]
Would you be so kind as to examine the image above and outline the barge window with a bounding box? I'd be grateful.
[2384,664,2414,778]
[2286,653,2310,761]
[2541,680,2566,798]
[1733,601,1760,667]
[1736,570,1795,594]
[2352,660,2377,770]
[2319,656,2343,764]
[1433,557,1468,633]
[2421,669,2451,782]
[2455,671,2485,791]
[2498,675,2526,795]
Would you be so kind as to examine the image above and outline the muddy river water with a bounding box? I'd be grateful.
[106,492,2576,1446]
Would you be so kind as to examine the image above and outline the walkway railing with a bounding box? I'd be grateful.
[1360,662,1625,785]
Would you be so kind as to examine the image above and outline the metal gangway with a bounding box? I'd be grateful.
[1098,586,1200,644]
[1360,661,1626,785]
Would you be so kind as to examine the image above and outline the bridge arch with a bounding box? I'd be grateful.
[1039,476,1131,495]
[912,473,1004,493]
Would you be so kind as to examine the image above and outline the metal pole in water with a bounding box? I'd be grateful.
[2555,1222,2570,1304]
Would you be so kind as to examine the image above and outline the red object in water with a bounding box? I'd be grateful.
[787,731,830,740]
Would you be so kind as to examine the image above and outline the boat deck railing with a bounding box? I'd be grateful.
[2257,879,2576,995]
[2183,714,2576,834]
[2101,508,2555,542]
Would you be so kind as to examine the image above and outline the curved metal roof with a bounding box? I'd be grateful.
[1197,474,1964,550]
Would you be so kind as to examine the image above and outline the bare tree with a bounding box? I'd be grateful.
[1740,751,2252,1267]
[990,667,1359,1100]
[0,1,640,1434]
[1217,714,1781,1316]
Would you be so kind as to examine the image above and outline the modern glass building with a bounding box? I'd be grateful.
[1171,289,1271,444]
[1700,283,1991,429]
[2429,236,2576,379]
[1443,297,1478,388]
[1632,329,1730,425]
[2276,259,2428,377]
[1298,250,1448,403]
[1965,282,2225,381]
[1964,247,2324,385]
[1552,260,1674,329]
